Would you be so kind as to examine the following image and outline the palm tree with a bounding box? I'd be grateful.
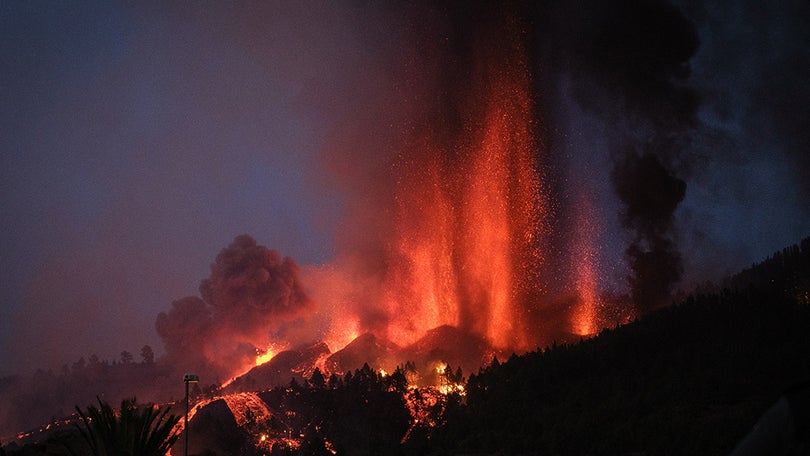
[73,397,181,456]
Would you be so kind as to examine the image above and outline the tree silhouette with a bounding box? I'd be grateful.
[72,397,181,456]
[140,345,155,365]
[119,351,133,365]
[309,367,326,389]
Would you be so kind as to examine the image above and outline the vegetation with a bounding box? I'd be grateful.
[413,236,810,454]
[71,397,181,456]
[186,364,415,455]
[1,398,180,456]
[4,236,810,454]
[0,345,183,439]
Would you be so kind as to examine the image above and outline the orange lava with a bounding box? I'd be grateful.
[380,15,546,352]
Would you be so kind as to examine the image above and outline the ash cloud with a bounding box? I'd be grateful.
[613,151,686,311]
[531,0,700,312]
[156,235,312,381]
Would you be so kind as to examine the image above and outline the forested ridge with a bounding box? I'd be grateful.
[419,236,810,454]
[4,237,810,455]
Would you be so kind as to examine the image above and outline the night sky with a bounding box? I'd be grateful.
[2,1,808,376]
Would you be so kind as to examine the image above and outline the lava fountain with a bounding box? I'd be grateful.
[375,11,547,353]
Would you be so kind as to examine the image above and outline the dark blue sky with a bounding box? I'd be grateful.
[0,2,353,374]
[1,1,808,376]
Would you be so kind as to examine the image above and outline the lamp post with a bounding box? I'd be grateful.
[183,373,199,456]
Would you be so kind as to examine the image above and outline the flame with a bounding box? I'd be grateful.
[437,383,465,396]
[221,392,273,427]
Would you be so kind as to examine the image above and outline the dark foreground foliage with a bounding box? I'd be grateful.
[419,288,810,455]
[73,397,181,456]
[413,236,810,455]
[4,237,810,455]
[2,398,180,456]
[182,363,415,456]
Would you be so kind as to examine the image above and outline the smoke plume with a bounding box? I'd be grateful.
[531,0,700,312]
[156,235,311,381]
[613,151,687,311]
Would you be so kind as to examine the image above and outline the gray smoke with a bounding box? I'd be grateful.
[156,235,312,381]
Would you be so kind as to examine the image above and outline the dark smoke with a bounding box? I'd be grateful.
[155,297,214,373]
[200,235,310,340]
[156,235,311,381]
[532,0,700,312]
[613,151,686,311]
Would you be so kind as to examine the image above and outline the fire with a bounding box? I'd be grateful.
[434,362,448,375]
[218,8,612,391]
[222,392,272,427]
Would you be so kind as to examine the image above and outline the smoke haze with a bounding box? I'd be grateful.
[2,0,809,378]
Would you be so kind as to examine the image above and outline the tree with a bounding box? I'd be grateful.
[73,397,181,456]
[309,367,326,389]
[120,350,133,365]
[140,345,155,365]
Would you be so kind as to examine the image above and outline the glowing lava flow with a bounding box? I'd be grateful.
[221,392,272,427]
[255,343,285,366]
[382,14,546,353]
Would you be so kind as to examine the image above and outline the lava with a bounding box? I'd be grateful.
[153,4,615,392]
[255,343,285,366]
[379,10,546,354]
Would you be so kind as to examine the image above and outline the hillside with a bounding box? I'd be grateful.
[4,237,810,455]
[416,289,810,454]
[413,236,810,454]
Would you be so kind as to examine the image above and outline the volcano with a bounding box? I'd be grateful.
[324,333,400,376]
[223,342,329,393]
[223,324,505,393]
[398,325,497,383]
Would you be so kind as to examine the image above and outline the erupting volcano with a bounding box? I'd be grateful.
[8,0,810,452]
[377,17,545,352]
[154,4,622,386]
[310,6,617,369]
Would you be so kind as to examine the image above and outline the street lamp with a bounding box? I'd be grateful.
[183,373,199,456]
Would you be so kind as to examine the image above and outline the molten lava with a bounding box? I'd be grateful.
[243,8,614,381]
[255,343,285,366]
[380,14,546,353]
